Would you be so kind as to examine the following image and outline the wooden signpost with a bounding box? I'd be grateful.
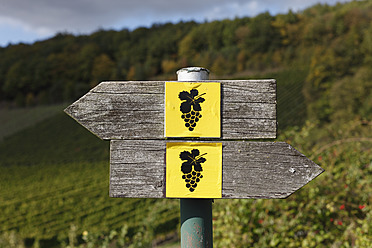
[65,67,323,247]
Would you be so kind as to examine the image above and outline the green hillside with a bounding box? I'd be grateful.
[0,104,65,141]
[0,110,109,166]
[0,1,371,247]
[0,109,180,247]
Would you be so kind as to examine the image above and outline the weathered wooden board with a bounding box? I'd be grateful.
[109,140,323,199]
[64,80,277,140]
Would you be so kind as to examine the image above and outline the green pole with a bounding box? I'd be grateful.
[180,199,213,248]
[177,67,213,248]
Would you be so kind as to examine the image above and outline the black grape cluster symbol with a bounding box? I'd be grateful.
[178,89,205,131]
[180,149,207,192]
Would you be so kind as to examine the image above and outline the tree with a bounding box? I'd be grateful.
[91,54,116,86]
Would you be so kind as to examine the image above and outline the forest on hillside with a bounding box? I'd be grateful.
[0,1,371,127]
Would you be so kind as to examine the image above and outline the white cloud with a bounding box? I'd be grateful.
[204,1,261,21]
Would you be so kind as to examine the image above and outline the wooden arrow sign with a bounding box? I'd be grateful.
[64,80,277,140]
[65,79,323,199]
[110,140,323,199]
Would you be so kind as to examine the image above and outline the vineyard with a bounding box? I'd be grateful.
[0,109,180,247]
[0,161,179,239]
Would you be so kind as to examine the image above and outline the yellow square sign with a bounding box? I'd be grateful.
[166,142,222,198]
[165,82,221,137]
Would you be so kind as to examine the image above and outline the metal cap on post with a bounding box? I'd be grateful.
[177,67,210,81]
[177,67,213,248]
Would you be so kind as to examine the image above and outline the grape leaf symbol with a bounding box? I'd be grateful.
[179,149,207,174]
[178,89,206,113]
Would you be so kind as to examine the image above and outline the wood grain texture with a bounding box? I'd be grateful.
[109,140,324,199]
[64,80,277,140]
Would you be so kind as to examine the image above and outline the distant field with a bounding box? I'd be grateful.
[0,104,66,141]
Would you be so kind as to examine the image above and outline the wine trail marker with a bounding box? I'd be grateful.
[65,67,324,247]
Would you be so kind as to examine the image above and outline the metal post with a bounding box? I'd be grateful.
[180,199,213,248]
[177,67,213,248]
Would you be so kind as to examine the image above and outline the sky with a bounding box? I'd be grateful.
[0,0,353,47]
